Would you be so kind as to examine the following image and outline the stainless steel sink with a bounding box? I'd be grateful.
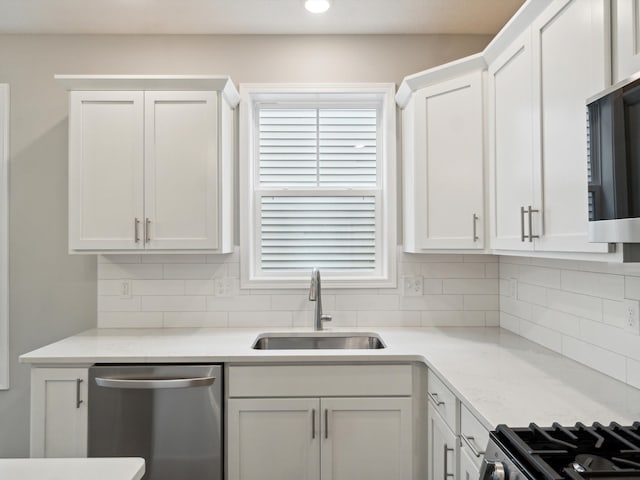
[252,332,385,350]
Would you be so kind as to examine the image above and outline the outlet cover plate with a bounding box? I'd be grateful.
[402,276,423,296]
[623,299,640,335]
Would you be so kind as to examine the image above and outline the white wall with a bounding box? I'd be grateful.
[0,33,492,457]
[499,256,640,390]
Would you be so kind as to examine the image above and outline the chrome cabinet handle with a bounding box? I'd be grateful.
[95,376,215,389]
[527,205,539,242]
[520,206,526,242]
[461,433,485,458]
[428,391,445,406]
[134,218,140,243]
[145,218,151,243]
[312,409,316,439]
[324,409,329,439]
[444,444,454,479]
[473,214,479,242]
[76,378,83,408]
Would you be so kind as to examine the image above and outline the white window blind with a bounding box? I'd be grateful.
[257,106,379,272]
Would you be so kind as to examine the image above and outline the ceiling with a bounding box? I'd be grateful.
[0,0,526,35]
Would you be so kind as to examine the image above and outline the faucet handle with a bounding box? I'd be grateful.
[320,314,332,324]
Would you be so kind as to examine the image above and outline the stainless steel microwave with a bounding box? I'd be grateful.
[587,73,640,243]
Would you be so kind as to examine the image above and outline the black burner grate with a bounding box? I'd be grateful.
[493,422,640,480]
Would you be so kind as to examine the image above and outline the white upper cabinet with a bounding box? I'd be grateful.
[62,75,238,254]
[613,0,640,82]
[488,30,536,251]
[398,55,486,252]
[68,91,144,251]
[531,0,610,253]
[488,0,610,254]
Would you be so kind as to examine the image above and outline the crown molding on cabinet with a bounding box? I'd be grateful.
[54,75,240,107]
[395,53,486,108]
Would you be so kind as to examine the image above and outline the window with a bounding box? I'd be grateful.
[240,84,396,288]
[0,85,8,389]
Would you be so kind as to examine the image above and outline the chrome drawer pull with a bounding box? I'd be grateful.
[444,444,454,479]
[428,391,445,406]
[461,433,486,458]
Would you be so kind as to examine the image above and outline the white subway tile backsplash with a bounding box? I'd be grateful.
[228,311,293,328]
[519,320,562,353]
[625,276,640,300]
[207,295,271,312]
[627,358,640,390]
[141,296,206,312]
[561,335,627,382]
[519,265,561,288]
[164,263,227,279]
[184,280,216,296]
[546,289,602,322]
[422,279,444,294]
[98,312,163,328]
[357,310,421,327]
[98,280,127,296]
[98,263,163,280]
[421,263,486,278]
[485,311,500,326]
[485,263,500,278]
[401,294,463,311]
[463,254,498,263]
[336,294,400,311]
[560,270,624,301]
[500,256,640,391]
[463,295,499,311]
[443,279,498,294]
[132,280,185,296]
[529,305,580,336]
[163,311,228,328]
[99,296,141,312]
[517,283,547,306]
[99,255,141,264]
[421,310,485,327]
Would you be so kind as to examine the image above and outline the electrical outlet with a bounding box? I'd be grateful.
[119,280,132,299]
[402,276,423,296]
[509,278,518,298]
[214,277,237,298]
[623,299,640,335]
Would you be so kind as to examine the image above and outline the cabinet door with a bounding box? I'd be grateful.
[30,368,88,457]
[613,0,640,82]
[407,72,484,250]
[532,0,611,253]
[144,91,219,250]
[488,30,535,251]
[69,91,144,250]
[320,397,412,480]
[227,398,320,480]
[459,448,480,480]
[428,407,457,480]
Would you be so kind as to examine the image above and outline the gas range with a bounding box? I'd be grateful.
[480,422,640,480]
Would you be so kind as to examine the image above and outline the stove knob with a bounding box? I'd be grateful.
[480,460,506,480]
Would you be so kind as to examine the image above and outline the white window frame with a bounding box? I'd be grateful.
[239,84,396,289]
[0,85,9,390]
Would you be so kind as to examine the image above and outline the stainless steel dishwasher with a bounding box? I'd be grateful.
[88,364,222,480]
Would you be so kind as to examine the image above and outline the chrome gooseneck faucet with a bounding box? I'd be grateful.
[309,268,332,330]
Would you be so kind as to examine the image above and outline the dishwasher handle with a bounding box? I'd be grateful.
[95,376,215,389]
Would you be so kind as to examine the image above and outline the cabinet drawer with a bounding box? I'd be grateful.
[228,364,412,398]
[460,404,489,468]
[427,371,457,431]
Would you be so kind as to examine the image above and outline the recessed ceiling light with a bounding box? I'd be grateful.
[304,0,332,14]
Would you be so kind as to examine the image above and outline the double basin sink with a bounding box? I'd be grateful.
[252,332,385,350]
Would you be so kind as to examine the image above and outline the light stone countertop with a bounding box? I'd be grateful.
[0,457,144,480]
[20,326,640,430]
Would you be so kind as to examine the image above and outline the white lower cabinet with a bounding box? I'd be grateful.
[227,364,415,480]
[428,406,457,480]
[459,448,480,480]
[30,367,88,458]
[227,398,320,480]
